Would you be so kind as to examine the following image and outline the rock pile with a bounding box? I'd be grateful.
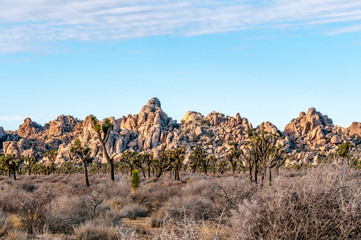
[1,99,361,166]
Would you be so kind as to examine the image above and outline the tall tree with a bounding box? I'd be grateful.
[244,129,282,186]
[168,146,185,181]
[153,150,173,178]
[337,142,353,165]
[142,153,153,178]
[0,154,19,180]
[122,150,135,176]
[70,139,93,187]
[240,145,256,183]
[132,152,147,178]
[45,150,57,174]
[90,115,115,182]
[226,143,241,174]
[189,145,207,173]
[23,156,36,175]
[208,155,217,175]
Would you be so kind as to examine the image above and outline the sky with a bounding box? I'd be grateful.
[1,0,361,131]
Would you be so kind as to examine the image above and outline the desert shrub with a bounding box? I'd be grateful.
[0,210,8,237]
[97,211,124,226]
[3,230,30,240]
[132,180,182,211]
[151,218,227,240]
[74,220,136,240]
[94,176,130,200]
[209,176,256,219]
[74,221,118,240]
[120,203,149,220]
[0,186,56,234]
[45,195,91,234]
[230,165,361,240]
[15,181,38,193]
[160,195,214,223]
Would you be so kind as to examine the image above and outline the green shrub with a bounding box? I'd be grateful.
[131,170,140,190]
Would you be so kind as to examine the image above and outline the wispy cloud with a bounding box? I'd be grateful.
[1,0,361,53]
[0,116,25,121]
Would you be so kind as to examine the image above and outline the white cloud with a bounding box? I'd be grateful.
[0,116,25,121]
[1,0,361,53]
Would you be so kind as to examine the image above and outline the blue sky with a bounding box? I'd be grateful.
[1,0,361,131]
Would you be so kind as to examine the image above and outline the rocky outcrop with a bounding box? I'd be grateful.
[257,121,280,135]
[1,100,360,167]
[3,141,20,158]
[17,118,43,138]
[44,115,80,138]
[346,122,361,137]
[0,127,5,139]
[283,108,345,150]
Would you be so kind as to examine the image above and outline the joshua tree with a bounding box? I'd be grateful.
[131,153,146,178]
[70,139,93,187]
[244,129,281,186]
[122,150,136,176]
[0,154,19,180]
[90,115,114,182]
[153,150,173,178]
[141,153,153,178]
[268,145,285,184]
[189,145,207,173]
[208,155,217,175]
[240,146,255,183]
[45,149,57,174]
[217,159,228,174]
[23,156,37,175]
[337,142,353,165]
[226,143,241,174]
[168,146,185,181]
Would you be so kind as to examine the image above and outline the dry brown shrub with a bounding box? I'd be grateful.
[132,181,182,211]
[45,195,92,234]
[230,165,361,240]
[119,203,149,220]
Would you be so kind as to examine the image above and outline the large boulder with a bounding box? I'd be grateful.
[17,118,43,138]
[44,115,80,138]
[0,127,5,138]
[3,141,20,158]
[283,107,335,149]
[182,111,204,124]
[346,122,361,137]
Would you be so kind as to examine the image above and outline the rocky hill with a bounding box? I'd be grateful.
[1,98,360,166]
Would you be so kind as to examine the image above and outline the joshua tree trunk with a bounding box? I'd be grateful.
[13,170,16,180]
[129,165,133,176]
[141,168,146,178]
[254,165,258,185]
[231,162,236,174]
[249,165,253,183]
[82,160,90,187]
[109,158,115,182]
[175,170,179,181]
[268,167,272,185]
[99,140,114,182]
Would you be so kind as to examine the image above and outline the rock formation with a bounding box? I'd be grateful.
[346,122,361,137]
[1,99,360,167]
